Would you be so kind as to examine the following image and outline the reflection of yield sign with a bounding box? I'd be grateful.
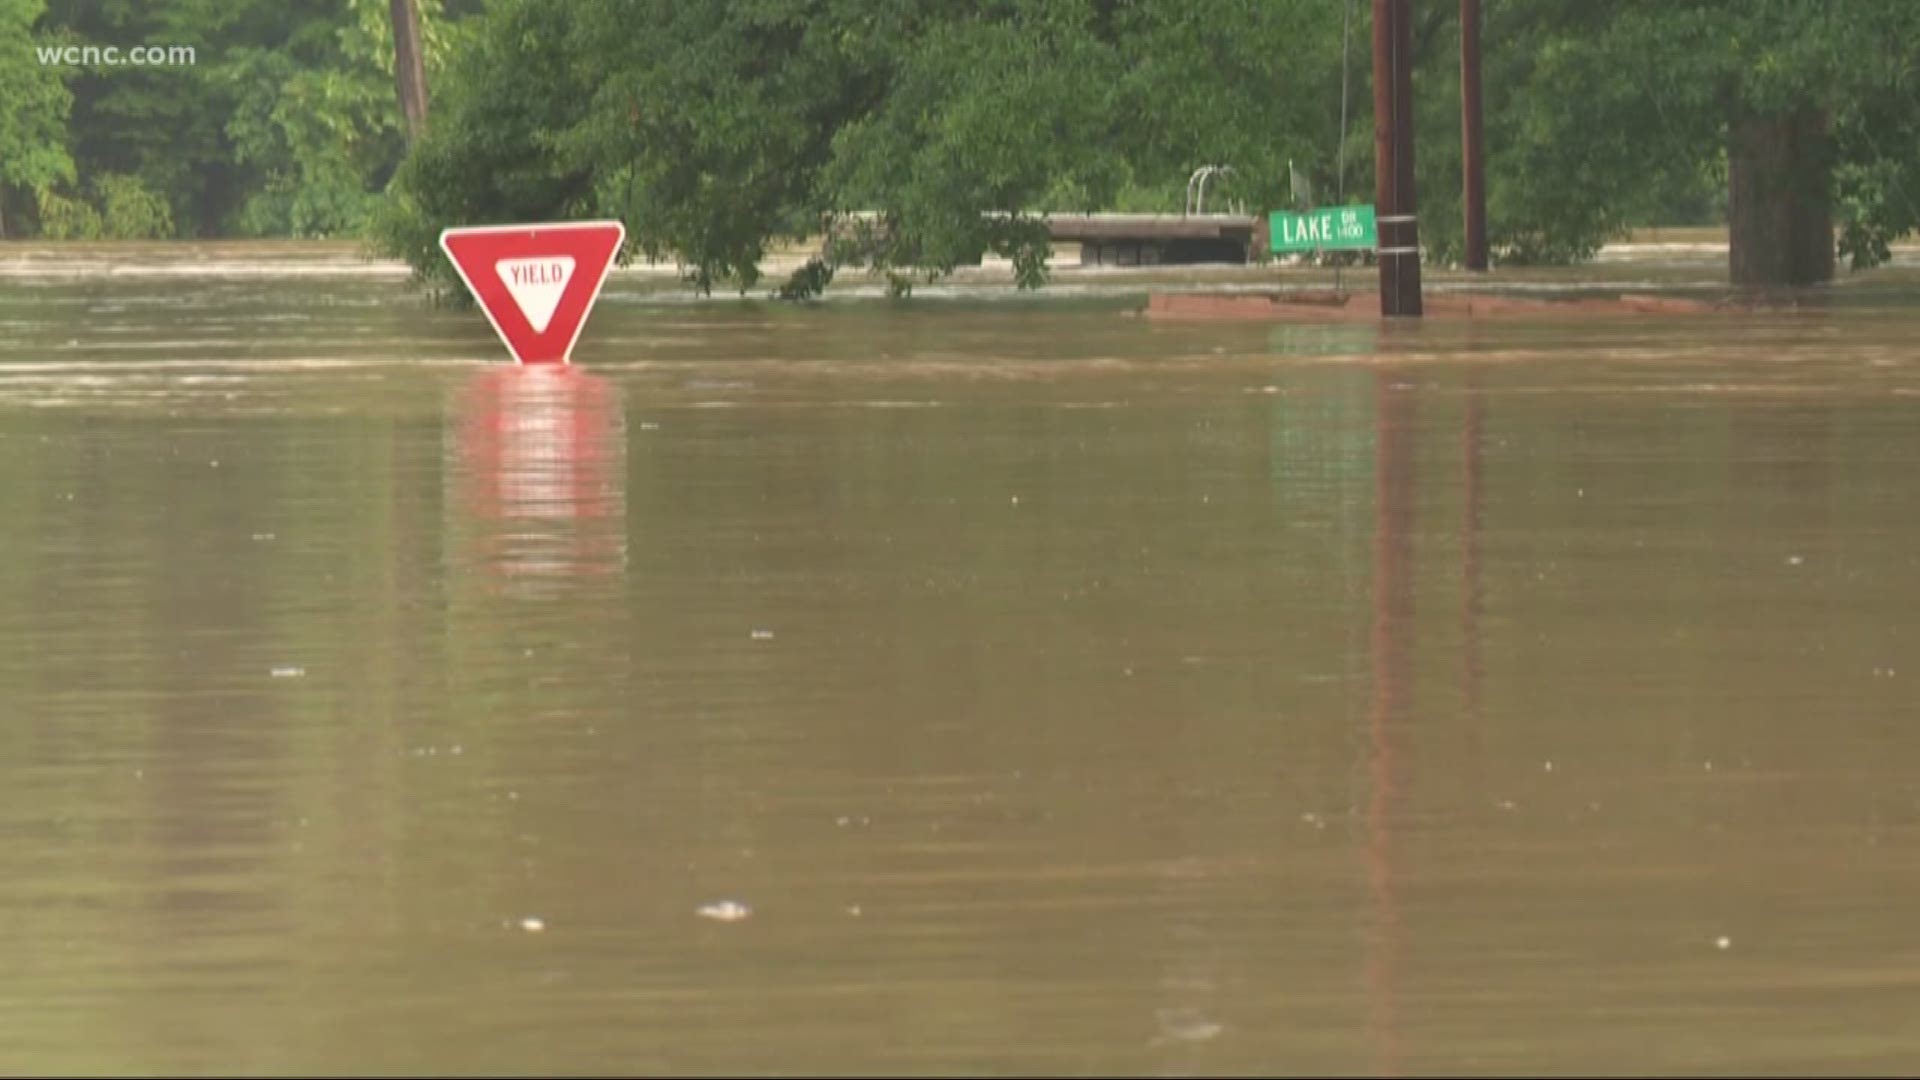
[439,221,625,365]
[454,367,626,595]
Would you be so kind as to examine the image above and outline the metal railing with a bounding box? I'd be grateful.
[1185,165,1235,216]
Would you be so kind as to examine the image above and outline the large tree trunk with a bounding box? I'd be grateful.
[390,0,430,142]
[1727,107,1834,288]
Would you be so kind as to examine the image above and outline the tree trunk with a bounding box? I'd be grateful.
[390,0,430,142]
[1727,107,1834,288]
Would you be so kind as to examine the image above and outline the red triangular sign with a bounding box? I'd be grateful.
[440,221,625,365]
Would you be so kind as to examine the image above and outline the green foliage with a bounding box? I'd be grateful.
[1402,1,1723,264]
[0,0,76,236]
[34,185,100,239]
[1107,0,1349,212]
[47,0,246,236]
[369,0,597,293]
[218,0,467,237]
[821,2,1123,286]
[1410,0,1920,268]
[21,0,467,239]
[94,172,174,238]
[6,0,1918,279]
[1828,8,1920,270]
[31,174,171,240]
[574,0,922,294]
[403,0,1920,291]
[372,0,1352,296]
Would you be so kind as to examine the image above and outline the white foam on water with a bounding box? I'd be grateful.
[0,358,484,373]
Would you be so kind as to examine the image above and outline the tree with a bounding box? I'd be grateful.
[27,0,468,238]
[44,0,244,236]
[0,0,75,237]
[12,0,1913,278]
[374,0,1349,297]
[217,0,429,237]
[389,0,429,141]
[1410,0,1920,285]
[368,0,599,286]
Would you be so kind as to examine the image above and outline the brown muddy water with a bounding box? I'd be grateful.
[2,261,1919,1074]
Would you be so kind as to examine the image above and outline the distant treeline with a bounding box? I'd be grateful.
[5,1,1917,291]
[1,0,475,241]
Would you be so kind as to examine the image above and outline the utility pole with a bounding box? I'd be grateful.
[391,0,430,142]
[1460,0,1488,270]
[1372,0,1423,316]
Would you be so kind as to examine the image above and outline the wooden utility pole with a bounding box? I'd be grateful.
[1460,0,1488,270]
[1372,0,1423,316]
[390,0,430,141]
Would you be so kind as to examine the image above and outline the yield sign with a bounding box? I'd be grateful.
[440,220,625,365]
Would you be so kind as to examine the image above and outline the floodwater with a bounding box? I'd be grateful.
[2,257,1920,1075]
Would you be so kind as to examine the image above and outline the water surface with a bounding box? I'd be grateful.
[2,266,1918,1074]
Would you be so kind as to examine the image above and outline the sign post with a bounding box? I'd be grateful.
[440,220,625,365]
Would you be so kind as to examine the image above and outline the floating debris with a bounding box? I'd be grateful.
[251,532,276,541]
[407,745,464,758]
[1715,935,1731,950]
[270,666,305,679]
[1155,1007,1225,1043]
[517,917,546,933]
[750,628,775,640]
[697,899,752,922]
[1787,555,1804,566]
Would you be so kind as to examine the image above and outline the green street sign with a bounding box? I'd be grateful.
[1270,204,1377,253]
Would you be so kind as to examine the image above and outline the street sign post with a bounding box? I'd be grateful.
[1270,204,1377,254]
[440,221,625,365]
